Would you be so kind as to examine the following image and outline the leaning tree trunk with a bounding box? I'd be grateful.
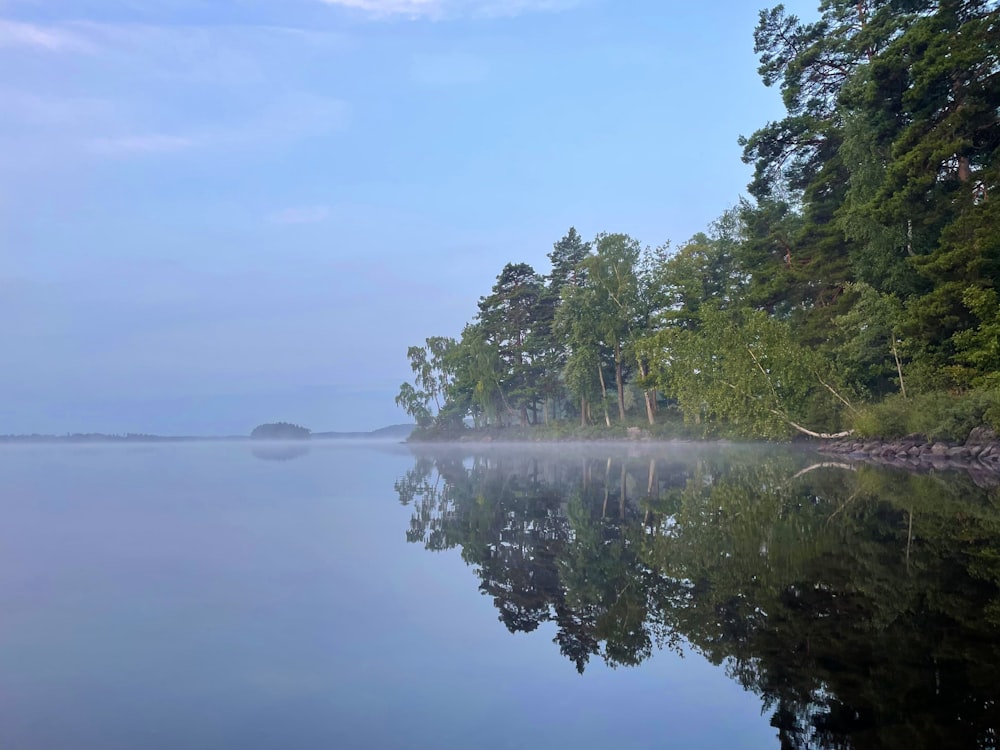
[637,358,655,425]
[891,333,907,399]
[597,365,612,427]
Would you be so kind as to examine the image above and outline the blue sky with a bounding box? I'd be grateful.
[0,0,818,435]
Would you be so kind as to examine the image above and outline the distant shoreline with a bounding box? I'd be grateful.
[0,424,415,444]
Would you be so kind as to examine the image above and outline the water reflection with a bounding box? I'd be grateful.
[250,443,311,462]
[396,447,1000,749]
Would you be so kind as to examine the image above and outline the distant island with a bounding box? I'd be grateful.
[0,424,415,444]
[250,422,310,440]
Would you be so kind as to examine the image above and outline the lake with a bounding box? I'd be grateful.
[1,441,998,749]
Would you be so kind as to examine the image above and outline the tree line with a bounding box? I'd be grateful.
[397,0,1000,440]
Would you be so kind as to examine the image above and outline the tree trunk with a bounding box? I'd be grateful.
[597,365,612,427]
[892,333,907,398]
[637,358,655,425]
[614,339,626,422]
[580,397,587,427]
[958,155,971,182]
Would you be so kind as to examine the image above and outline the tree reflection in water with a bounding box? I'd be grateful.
[395,447,1000,749]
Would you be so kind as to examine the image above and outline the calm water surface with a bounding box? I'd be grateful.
[1,441,998,749]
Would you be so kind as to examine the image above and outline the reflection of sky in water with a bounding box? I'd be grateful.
[0,443,775,749]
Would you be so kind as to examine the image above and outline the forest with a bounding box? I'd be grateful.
[397,0,1000,441]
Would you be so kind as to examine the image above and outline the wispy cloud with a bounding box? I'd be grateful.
[86,133,197,156]
[1,89,350,166]
[1,18,350,81]
[0,88,114,127]
[0,16,352,153]
[316,0,581,20]
[317,0,439,18]
[78,93,349,160]
[0,18,92,51]
[268,206,331,225]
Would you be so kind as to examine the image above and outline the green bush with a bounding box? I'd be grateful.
[852,398,910,439]
[851,389,1000,441]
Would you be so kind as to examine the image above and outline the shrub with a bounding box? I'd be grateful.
[851,389,1000,441]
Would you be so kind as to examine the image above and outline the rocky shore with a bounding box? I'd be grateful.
[819,427,1000,473]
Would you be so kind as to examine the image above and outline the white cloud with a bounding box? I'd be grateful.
[268,206,331,225]
[316,0,581,19]
[0,18,92,51]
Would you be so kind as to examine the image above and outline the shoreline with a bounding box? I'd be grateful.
[408,426,1000,476]
[817,428,1000,474]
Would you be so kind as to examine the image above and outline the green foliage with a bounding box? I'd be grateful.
[649,306,853,438]
[833,282,908,398]
[394,381,432,427]
[443,322,504,427]
[954,287,1000,387]
[395,337,459,428]
[547,227,590,294]
[476,262,550,425]
[852,388,1000,441]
